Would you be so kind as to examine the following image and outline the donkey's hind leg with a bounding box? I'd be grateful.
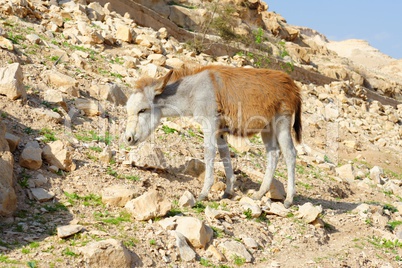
[276,115,297,208]
[217,134,236,199]
[252,124,280,203]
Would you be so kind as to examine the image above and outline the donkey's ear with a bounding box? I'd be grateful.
[154,70,173,95]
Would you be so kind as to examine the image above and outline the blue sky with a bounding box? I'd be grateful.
[264,1,402,59]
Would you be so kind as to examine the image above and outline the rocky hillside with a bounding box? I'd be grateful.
[0,0,402,267]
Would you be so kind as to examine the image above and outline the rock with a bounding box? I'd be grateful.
[239,196,262,218]
[218,240,253,263]
[207,244,226,261]
[57,224,83,238]
[265,202,289,217]
[182,158,205,178]
[32,174,47,187]
[43,70,78,96]
[5,132,19,152]
[165,58,184,69]
[0,124,16,215]
[211,181,226,192]
[335,164,355,182]
[0,63,26,100]
[30,188,55,202]
[26,34,41,44]
[297,202,323,223]
[242,237,259,249]
[147,54,166,66]
[74,98,103,116]
[205,206,228,220]
[174,231,197,262]
[80,239,132,268]
[19,143,43,170]
[158,217,177,230]
[129,143,167,170]
[101,185,136,207]
[370,166,384,184]
[42,140,76,171]
[87,2,105,21]
[227,135,250,153]
[124,189,171,220]
[44,89,65,106]
[175,216,213,248]
[90,83,127,106]
[99,146,112,165]
[178,190,196,208]
[266,178,286,200]
[116,24,133,43]
[34,108,62,123]
[0,36,13,50]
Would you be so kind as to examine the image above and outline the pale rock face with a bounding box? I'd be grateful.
[175,216,213,248]
[125,189,171,220]
[101,185,136,207]
[0,63,26,100]
[42,140,76,171]
[0,123,16,216]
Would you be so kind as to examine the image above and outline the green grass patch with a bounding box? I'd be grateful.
[0,254,20,264]
[40,128,57,143]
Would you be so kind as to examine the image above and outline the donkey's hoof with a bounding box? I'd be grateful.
[284,200,293,209]
[221,192,233,199]
[197,194,208,202]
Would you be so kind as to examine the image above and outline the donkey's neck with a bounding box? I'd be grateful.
[154,79,193,117]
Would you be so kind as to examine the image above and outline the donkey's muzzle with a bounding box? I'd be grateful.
[125,132,138,145]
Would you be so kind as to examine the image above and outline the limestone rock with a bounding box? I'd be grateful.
[239,196,262,218]
[5,132,19,152]
[158,217,177,230]
[174,231,197,262]
[266,178,286,201]
[265,202,290,217]
[166,58,184,69]
[43,70,79,96]
[175,216,213,249]
[99,146,112,165]
[90,83,127,106]
[19,143,42,170]
[182,158,205,178]
[178,190,196,208]
[218,240,253,263]
[30,188,55,202]
[42,140,76,171]
[129,143,167,170]
[0,63,26,100]
[205,206,228,220]
[57,224,83,238]
[335,164,355,182]
[227,135,250,153]
[370,166,384,184]
[32,174,47,187]
[101,185,136,207]
[125,189,171,220]
[116,24,133,43]
[0,149,16,216]
[80,239,132,268]
[75,98,103,116]
[147,54,166,66]
[297,202,323,223]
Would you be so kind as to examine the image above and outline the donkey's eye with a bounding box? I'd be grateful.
[138,109,146,114]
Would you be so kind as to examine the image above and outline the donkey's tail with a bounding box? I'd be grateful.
[293,101,302,143]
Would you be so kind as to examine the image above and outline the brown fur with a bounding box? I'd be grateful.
[169,65,302,142]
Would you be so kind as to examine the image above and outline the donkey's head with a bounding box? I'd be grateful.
[125,70,173,145]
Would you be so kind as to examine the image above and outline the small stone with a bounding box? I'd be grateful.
[239,196,261,218]
[33,174,48,187]
[242,237,259,249]
[179,190,196,208]
[175,217,213,249]
[79,239,132,268]
[116,24,133,42]
[30,188,55,202]
[42,140,75,171]
[335,164,355,182]
[75,98,103,116]
[297,202,322,223]
[19,145,42,170]
[158,217,177,230]
[219,240,253,263]
[0,63,26,100]
[101,185,136,207]
[147,54,166,66]
[265,202,289,217]
[174,231,197,262]
[206,244,226,262]
[125,189,171,220]
[0,36,13,50]
[5,133,19,152]
[370,166,384,184]
[57,224,83,238]
[99,147,112,165]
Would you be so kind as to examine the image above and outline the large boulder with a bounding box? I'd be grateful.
[125,189,171,220]
[42,140,76,171]
[0,63,26,100]
[0,121,16,216]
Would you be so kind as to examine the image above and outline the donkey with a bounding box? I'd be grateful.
[125,65,302,208]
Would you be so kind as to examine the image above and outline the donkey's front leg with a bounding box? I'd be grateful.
[198,132,217,201]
